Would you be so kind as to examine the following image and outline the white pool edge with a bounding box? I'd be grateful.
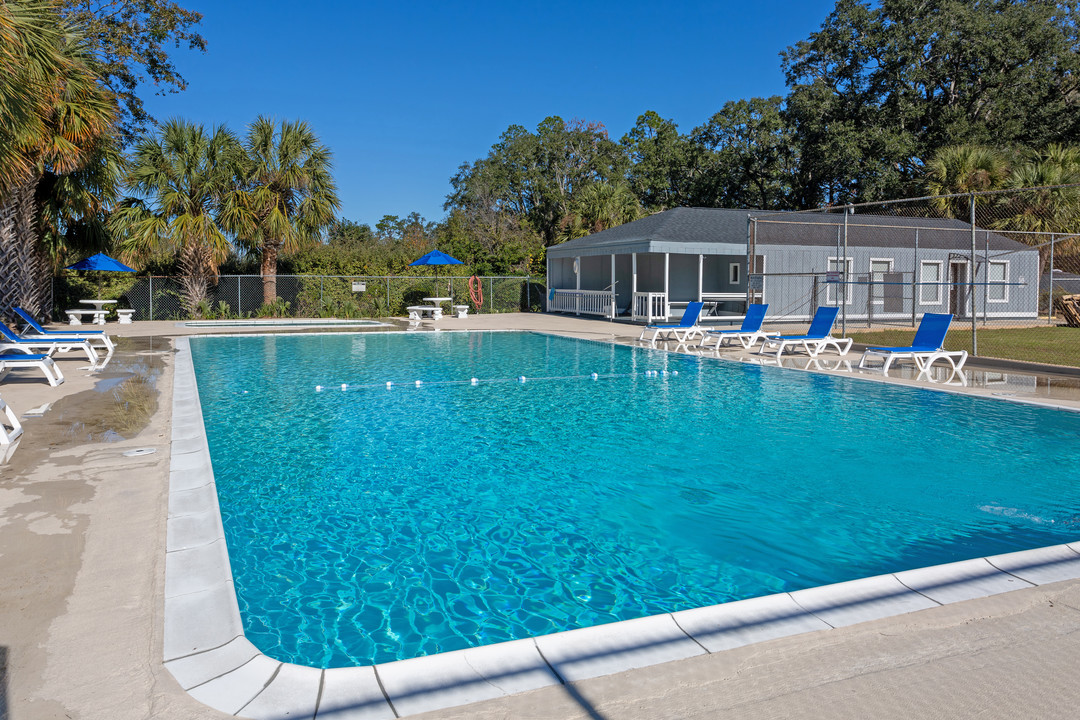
[177,319,394,328]
[164,334,1080,720]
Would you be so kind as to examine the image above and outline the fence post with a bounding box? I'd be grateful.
[842,210,848,337]
[866,278,872,328]
[912,229,918,327]
[969,193,977,356]
[1049,233,1055,321]
[149,276,154,321]
[489,277,493,314]
[983,231,989,325]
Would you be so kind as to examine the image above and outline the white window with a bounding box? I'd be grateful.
[869,258,893,305]
[729,262,740,285]
[826,257,853,305]
[988,261,1008,302]
[919,261,942,304]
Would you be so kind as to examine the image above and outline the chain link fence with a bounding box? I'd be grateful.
[749,186,1080,367]
[52,274,546,322]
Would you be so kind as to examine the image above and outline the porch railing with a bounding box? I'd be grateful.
[632,292,668,323]
[549,289,615,318]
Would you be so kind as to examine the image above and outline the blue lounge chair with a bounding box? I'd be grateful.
[757,306,852,358]
[858,313,967,374]
[0,321,100,365]
[699,303,778,349]
[0,353,65,386]
[0,393,23,445]
[15,307,115,354]
[639,301,706,344]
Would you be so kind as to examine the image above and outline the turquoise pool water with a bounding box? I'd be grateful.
[190,331,1080,668]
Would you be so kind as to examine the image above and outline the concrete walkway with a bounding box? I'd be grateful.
[1,314,1079,720]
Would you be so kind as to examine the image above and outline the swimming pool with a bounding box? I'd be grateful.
[190,330,1080,669]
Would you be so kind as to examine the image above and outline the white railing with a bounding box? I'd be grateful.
[632,292,668,323]
[549,289,615,318]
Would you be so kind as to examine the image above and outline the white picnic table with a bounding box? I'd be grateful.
[65,299,114,325]
[407,305,443,320]
[78,299,116,325]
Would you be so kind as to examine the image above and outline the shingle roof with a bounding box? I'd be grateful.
[754,211,1030,252]
[546,207,1035,257]
[546,208,755,257]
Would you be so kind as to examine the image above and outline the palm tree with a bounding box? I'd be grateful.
[559,181,641,242]
[37,136,126,273]
[993,144,1080,276]
[112,119,240,316]
[224,117,340,306]
[924,144,1010,223]
[0,1,118,318]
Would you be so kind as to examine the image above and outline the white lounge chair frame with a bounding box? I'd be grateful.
[650,325,707,344]
[860,348,969,374]
[758,335,853,359]
[699,304,776,350]
[639,302,706,344]
[857,313,967,377]
[701,328,778,350]
[16,308,115,354]
[0,394,23,445]
[0,338,98,365]
[0,353,65,387]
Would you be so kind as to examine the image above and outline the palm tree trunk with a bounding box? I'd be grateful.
[261,242,279,305]
[178,243,210,318]
[0,177,46,319]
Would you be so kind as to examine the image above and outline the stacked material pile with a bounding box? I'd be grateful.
[1057,294,1080,327]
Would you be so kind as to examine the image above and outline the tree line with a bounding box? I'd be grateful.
[290,0,1080,284]
[447,0,1080,255]
[2,0,1079,319]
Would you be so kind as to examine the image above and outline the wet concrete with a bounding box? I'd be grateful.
[0,332,224,720]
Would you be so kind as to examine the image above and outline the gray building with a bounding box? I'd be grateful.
[546,207,1040,323]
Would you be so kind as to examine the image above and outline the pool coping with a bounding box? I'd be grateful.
[165,334,1080,720]
[177,319,394,328]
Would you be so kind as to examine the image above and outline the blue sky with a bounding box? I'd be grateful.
[142,0,838,228]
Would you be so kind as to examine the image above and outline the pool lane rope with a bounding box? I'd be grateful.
[314,370,678,392]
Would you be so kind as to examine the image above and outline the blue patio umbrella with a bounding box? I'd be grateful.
[65,253,136,272]
[66,253,136,298]
[409,249,463,295]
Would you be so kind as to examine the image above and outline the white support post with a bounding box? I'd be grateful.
[610,254,617,318]
[698,254,704,302]
[575,256,581,315]
[546,255,551,301]
[631,253,637,296]
[664,253,670,317]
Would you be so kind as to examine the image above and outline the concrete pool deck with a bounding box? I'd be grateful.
[3,313,1080,719]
